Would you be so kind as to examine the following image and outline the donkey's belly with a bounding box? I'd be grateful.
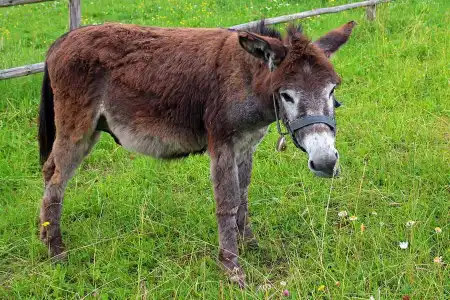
[118,128,206,158]
[105,118,207,159]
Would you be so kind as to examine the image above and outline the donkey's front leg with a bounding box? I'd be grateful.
[236,150,258,248]
[210,144,245,287]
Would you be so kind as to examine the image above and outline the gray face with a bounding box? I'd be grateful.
[279,82,339,177]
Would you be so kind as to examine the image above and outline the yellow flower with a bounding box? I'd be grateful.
[42,221,50,227]
[317,284,326,291]
[434,227,442,233]
[360,223,366,233]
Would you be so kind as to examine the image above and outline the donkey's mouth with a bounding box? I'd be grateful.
[309,162,340,178]
[308,152,340,178]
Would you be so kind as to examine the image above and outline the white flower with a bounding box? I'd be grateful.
[433,256,443,264]
[257,283,273,291]
[280,281,287,287]
[369,296,375,300]
[406,220,416,227]
[349,215,358,221]
[371,211,378,216]
[435,227,442,233]
[338,211,348,218]
[399,241,409,249]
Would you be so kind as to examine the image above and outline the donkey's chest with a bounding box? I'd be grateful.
[233,127,269,154]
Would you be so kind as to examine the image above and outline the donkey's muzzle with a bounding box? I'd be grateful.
[309,150,339,178]
[296,125,339,178]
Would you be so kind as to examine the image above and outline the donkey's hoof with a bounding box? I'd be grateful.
[239,228,259,250]
[219,256,246,288]
[244,237,259,250]
[50,250,68,263]
[47,243,67,261]
[227,266,246,289]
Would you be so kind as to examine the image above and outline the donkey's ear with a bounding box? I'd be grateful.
[239,32,286,71]
[314,21,356,58]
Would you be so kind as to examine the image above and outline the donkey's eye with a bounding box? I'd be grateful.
[329,87,336,98]
[280,92,294,103]
[334,99,342,108]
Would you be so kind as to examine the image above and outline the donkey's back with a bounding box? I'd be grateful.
[43,24,245,160]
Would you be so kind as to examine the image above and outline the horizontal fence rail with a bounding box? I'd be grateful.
[231,0,389,30]
[0,0,55,7]
[0,63,45,79]
[0,0,390,80]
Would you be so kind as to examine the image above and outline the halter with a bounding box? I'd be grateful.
[267,57,341,152]
[272,94,339,152]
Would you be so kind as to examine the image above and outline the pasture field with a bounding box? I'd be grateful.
[0,0,449,298]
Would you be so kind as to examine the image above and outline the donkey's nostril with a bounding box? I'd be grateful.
[309,154,337,177]
[335,151,339,159]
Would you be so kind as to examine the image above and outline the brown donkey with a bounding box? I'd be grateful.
[38,21,355,287]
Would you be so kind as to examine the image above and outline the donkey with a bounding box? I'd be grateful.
[38,20,355,287]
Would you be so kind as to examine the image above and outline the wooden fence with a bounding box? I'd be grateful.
[0,0,390,80]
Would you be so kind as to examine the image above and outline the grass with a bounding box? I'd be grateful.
[0,0,449,298]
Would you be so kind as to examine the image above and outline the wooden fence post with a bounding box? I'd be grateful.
[69,0,81,30]
[366,4,376,20]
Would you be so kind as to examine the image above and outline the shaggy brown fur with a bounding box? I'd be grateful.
[38,21,355,287]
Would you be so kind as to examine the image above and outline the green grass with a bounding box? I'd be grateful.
[1,0,449,298]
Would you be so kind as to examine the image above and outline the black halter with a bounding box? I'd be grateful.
[272,95,340,152]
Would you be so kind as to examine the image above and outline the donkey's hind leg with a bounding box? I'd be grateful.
[43,152,55,187]
[42,132,100,187]
[40,132,99,259]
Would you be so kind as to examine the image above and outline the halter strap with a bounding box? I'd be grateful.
[288,115,336,132]
[286,115,336,151]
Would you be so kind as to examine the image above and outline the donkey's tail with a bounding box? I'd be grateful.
[38,64,55,166]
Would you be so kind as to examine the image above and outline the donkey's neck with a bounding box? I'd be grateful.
[221,55,277,133]
[241,55,277,126]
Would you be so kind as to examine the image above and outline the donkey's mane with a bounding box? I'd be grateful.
[248,20,303,41]
[248,20,282,40]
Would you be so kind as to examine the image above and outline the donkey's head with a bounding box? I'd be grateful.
[239,21,356,177]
